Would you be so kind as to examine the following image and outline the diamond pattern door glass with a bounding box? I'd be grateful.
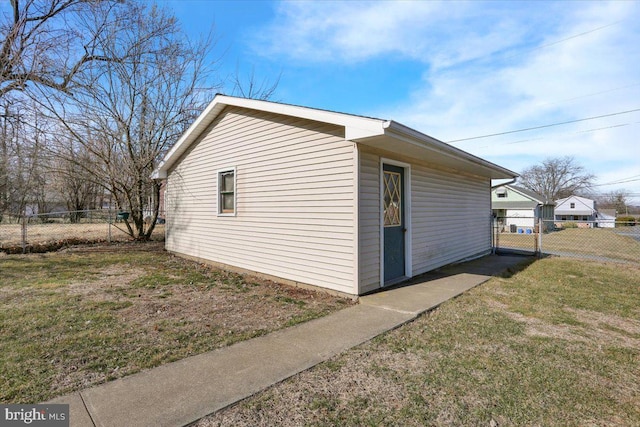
[383,171,402,226]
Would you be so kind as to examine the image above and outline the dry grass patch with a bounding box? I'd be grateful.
[0,223,165,252]
[200,258,640,427]
[0,245,352,403]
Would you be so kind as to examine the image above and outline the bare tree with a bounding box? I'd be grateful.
[0,0,125,222]
[0,0,120,98]
[0,97,50,221]
[231,64,281,100]
[519,156,595,201]
[50,139,101,222]
[40,2,218,240]
[596,189,629,215]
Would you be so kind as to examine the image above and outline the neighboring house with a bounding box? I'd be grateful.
[491,184,555,232]
[151,95,517,296]
[596,208,616,228]
[554,195,597,227]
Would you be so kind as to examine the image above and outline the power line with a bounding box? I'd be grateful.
[531,83,640,108]
[438,19,624,73]
[593,176,640,187]
[469,122,635,149]
[505,20,624,61]
[446,108,640,143]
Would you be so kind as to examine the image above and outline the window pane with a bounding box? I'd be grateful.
[222,193,234,211]
[222,173,234,192]
[218,170,235,214]
[383,171,401,227]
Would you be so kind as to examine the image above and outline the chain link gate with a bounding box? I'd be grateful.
[494,215,640,265]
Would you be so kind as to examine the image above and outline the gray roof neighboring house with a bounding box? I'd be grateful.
[492,184,553,210]
[509,185,551,204]
[599,208,617,217]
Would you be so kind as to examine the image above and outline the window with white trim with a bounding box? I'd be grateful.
[218,169,235,215]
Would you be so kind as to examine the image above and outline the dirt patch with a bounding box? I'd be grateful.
[62,261,348,337]
[66,265,143,299]
[568,308,640,336]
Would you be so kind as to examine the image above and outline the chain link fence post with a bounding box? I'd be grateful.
[537,218,543,258]
[108,210,112,243]
[21,214,27,254]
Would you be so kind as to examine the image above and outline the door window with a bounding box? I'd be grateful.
[383,171,402,226]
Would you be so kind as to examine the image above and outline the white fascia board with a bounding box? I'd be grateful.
[381,120,518,179]
[220,96,385,132]
[151,94,385,179]
[222,96,386,140]
[151,96,227,179]
[150,168,166,179]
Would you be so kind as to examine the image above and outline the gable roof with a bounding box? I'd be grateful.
[507,185,551,204]
[152,94,517,180]
[492,184,553,209]
[554,195,596,215]
[599,208,617,217]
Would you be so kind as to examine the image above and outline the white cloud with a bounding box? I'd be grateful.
[386,2,640,200]
[254,1,533,67]
[254,1,640,201]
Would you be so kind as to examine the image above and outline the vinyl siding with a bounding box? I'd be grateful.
[411,163,491,275]
[358,147,491,291]
[358,150,381,294]
[166,106,356,294]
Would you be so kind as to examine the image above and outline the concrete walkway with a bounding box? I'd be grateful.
[47,254,530,427]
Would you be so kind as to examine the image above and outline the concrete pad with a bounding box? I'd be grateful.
[360,273,489,315]
[80,304,413,427]
[45,393,95,427]
[360,255,531,315]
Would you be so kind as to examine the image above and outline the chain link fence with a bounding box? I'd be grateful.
[0,209,165,253]
[493,216,640,265]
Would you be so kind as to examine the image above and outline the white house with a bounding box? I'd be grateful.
[554,195,597,227]
[491,184,554,232]
[152,95,517,296]
[597,212,616,228]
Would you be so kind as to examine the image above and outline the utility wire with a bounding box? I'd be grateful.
[446,108,640,143]
[532,83,640,108]
[469,122,637,149]
[592,179,640,187]
[593,176,640,187]
[500,20,624,62]
[437,19,623,73]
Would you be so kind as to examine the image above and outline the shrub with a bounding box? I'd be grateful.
[616,216,637,227]
[563,222,578,229]
[0,238,104,254]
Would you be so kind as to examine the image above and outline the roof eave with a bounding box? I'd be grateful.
[151,95,518,181]
[151,94,386,178]
[352,120,518,180]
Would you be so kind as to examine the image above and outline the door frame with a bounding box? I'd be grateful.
[379,158,412,287]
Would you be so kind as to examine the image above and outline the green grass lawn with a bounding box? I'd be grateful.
[201,258,640,427]
[0,248,351,403]
[498,227,640,263]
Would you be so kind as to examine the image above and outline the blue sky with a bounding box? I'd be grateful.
[164,0,640,204]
